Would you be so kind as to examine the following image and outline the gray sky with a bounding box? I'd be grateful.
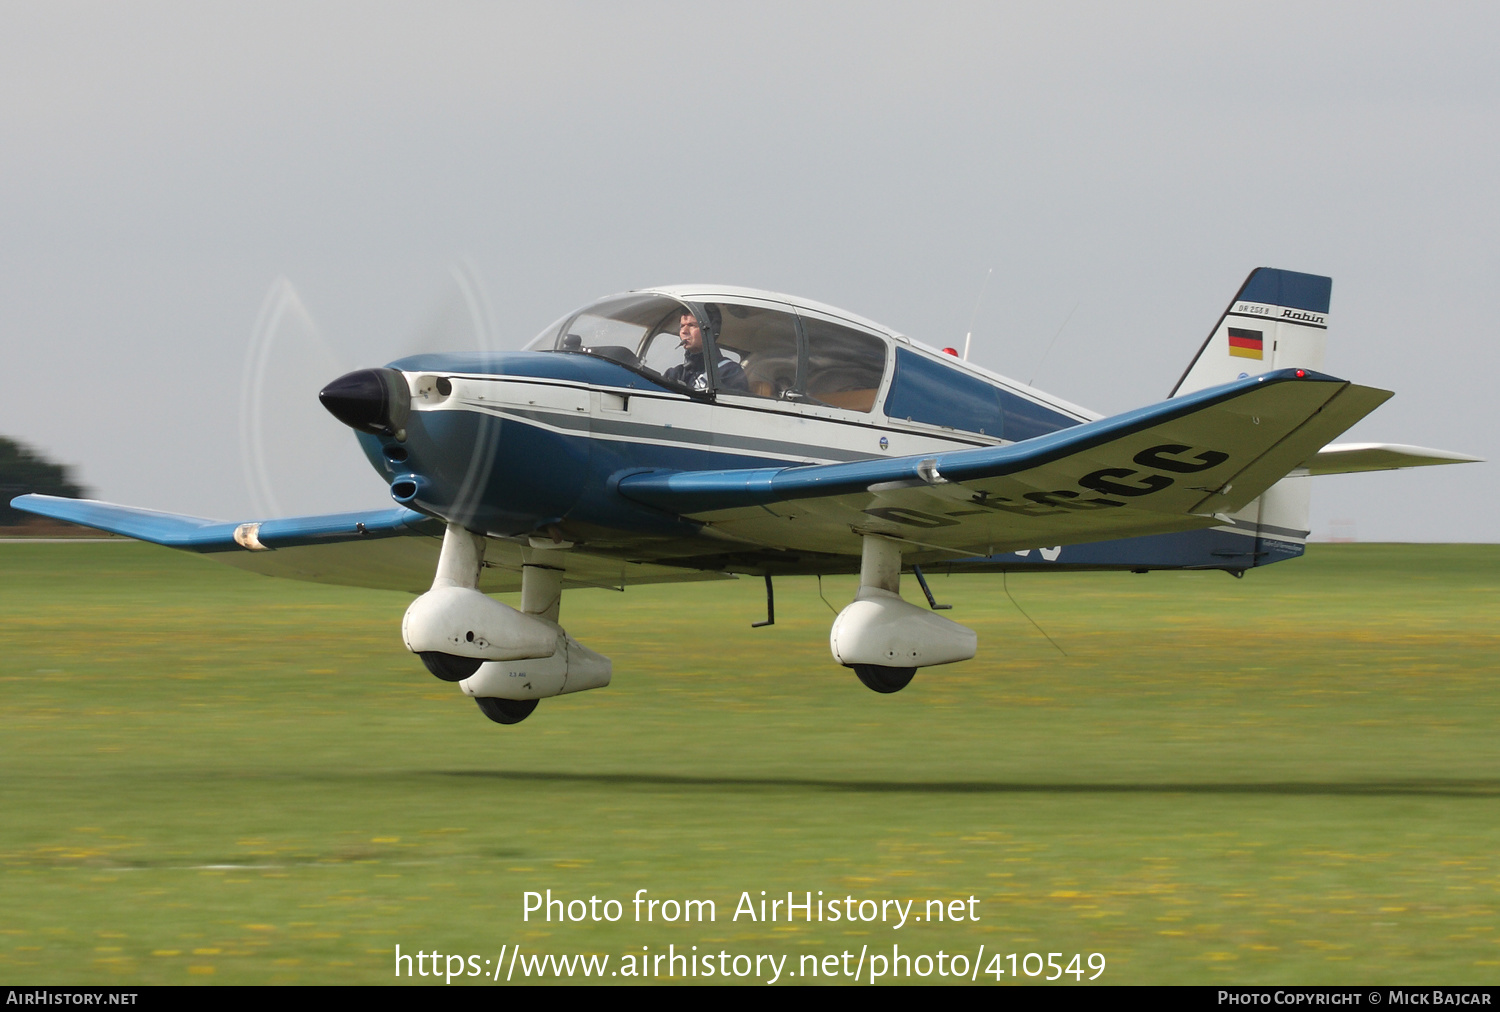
[2,2,1493,540]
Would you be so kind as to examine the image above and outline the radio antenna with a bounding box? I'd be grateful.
[962,267,993,361]
[1027,299,1080,387]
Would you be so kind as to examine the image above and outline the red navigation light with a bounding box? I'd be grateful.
[1295,369,1306,378]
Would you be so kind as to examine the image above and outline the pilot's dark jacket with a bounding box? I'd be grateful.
[663,352,749,393]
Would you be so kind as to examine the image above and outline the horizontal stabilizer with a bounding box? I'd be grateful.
[1303,443,1483,475]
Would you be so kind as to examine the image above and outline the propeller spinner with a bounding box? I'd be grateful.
[319,368,411,440]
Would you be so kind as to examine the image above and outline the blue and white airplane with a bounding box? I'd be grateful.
[14,268,1478,725]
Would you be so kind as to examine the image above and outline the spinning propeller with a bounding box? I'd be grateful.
[237,263,501,518]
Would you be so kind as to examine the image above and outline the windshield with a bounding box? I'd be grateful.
[525,292,729,393]
[527,294,686,360]
[523,311,574,351]
[523,292,889,406]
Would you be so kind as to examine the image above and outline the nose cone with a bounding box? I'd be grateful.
[319,368,411,438]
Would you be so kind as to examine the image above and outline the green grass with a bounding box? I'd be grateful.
[1,542,1496,985]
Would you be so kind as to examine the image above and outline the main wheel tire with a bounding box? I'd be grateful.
[475,696,538,725]
[851,664,917,693]
[419,651,482,682]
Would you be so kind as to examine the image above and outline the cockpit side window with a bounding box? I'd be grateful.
[712,304,800,400]
[798,315,888,412]
[635,303,761,395]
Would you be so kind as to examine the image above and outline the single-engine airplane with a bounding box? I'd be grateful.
[15,268,1479,725]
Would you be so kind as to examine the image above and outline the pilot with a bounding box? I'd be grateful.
[664,305,748,393]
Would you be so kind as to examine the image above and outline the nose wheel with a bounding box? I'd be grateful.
[475,697,538,725]
[420,651,482,682]
[851,664,916,694]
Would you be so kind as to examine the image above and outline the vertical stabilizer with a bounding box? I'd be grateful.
[1172,268,1333,563]
[1171,268,1331,397]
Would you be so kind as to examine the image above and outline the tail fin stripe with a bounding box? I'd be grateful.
[1238,269,1331,314]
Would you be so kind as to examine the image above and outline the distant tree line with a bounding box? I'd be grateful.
[0,437,87,526]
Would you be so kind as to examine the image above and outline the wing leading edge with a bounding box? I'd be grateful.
[8,496,732,594]
[618,369,1394,557]
[10,496,435,551]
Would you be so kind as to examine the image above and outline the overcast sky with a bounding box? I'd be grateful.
[2,2,1493,540]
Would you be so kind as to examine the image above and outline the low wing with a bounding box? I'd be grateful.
[1302,442,1482,475]
[13,369,1426,587]
[9,497,434,551]
[9,495,731,594]
[619,369,1393,559]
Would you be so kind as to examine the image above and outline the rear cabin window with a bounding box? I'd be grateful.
[998,387,1082,441]
[884,348,1004,436]
[884,348,1082,439]
[799,316,887,412]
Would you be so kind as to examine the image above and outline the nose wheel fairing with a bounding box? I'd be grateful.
[403,525,612,725]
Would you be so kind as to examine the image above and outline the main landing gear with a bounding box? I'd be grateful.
[829,534,978,694]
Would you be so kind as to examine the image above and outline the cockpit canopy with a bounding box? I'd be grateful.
[526,290,890,411]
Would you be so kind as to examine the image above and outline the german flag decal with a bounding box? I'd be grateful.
[1228,326,1264,360]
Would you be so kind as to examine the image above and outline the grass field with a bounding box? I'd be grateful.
[1,541,1496,985]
